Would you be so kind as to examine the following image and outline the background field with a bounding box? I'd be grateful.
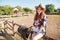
[3,15,60,40]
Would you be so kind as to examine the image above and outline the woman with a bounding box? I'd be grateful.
[32,4,47,40]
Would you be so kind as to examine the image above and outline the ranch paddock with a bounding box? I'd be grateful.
[0,15,60,40]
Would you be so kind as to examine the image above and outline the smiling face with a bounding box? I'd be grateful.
[36,7,42,15]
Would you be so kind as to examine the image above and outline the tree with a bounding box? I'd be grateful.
[0,10,4,15]
[57,8,60,13]
[0,5,33,15]
[23,8,32,12]
[0,5,13,15]
[45,4,55,13]
[0,6,4,14]
[3,5,13,15]
[15,6,24,12]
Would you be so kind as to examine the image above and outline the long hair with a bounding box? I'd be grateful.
[34,4,46,21]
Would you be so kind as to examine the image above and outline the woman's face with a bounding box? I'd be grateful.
[36,7,42,15]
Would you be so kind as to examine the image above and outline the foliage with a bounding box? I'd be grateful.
[0,5,13,15]
[15,6,24,12]
[0,5,33,15]
[57,9,60,13]
[23,8,32,12]
[0,4,60,15]
[45,4,55,13]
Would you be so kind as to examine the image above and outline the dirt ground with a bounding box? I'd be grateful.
[3,15,60,40]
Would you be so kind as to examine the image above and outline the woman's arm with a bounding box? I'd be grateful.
[38,26,45,33]
[42,14,47,21]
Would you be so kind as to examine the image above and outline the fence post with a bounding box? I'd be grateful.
[4,20,8,29]
[12,21,15,36]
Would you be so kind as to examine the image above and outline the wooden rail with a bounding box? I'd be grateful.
[0,20,33,40]
[0,20,14,40]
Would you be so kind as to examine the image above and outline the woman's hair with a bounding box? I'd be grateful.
[34,4,46,21]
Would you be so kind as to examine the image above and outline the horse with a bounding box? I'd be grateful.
[17,25,56,40]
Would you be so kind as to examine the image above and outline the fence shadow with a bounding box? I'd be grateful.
[43,36,56,40]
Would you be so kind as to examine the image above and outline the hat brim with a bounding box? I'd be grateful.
[35,6,46,12]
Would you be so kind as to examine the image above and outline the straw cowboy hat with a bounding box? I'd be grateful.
[35,4,46,12]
